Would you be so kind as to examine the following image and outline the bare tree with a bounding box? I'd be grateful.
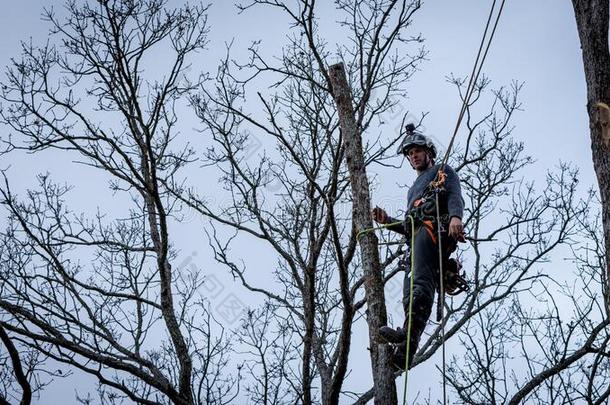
[0,1,237,403]
[571,0,610,312]
[238,303,301,404]
[2,1,606,404]
[328,61,397,405]
[446,190,610,404]
[183,1,598,403]
[177,1,426,403]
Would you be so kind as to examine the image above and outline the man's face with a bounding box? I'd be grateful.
[406,146,430,171]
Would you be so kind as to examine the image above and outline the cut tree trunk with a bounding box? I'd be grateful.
[572,0,610,313]
[327,62,397,405]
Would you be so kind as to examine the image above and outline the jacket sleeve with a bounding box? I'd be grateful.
[385,216,408,235]
[444,164,464,219]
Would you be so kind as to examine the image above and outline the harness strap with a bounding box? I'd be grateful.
[422,220,437,244]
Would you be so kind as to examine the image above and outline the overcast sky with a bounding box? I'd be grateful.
[0,1,594,403]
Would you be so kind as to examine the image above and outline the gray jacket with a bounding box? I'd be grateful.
[387,164,464,235]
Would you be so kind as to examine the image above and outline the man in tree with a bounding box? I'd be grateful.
[372,124,466,370]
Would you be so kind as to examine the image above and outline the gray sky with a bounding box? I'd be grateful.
[0,1,594,403]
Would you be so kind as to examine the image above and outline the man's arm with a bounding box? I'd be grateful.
[443,164,464,220]
[444,165,466,242]
[385,216,409,235]
[371,207,408,236]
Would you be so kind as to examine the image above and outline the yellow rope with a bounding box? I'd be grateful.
[402,215,416,405]
[356,220,404,241]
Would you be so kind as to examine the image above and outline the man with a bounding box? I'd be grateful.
[372,124,465,370]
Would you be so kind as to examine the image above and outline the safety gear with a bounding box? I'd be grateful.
[409,185,450,232]
[396,123,437,159]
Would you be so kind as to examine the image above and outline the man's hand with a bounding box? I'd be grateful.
[448,216,466,242]
[372,206,389,224]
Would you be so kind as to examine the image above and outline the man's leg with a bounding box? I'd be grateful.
[393,225,440,369]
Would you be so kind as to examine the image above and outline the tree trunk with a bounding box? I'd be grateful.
[572,0,610,312]
[302,268,315,404]
[327,63,397,405]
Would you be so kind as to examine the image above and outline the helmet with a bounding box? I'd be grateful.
[396,123,437,159]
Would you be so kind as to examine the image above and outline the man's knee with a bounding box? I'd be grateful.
[403,289,433,318]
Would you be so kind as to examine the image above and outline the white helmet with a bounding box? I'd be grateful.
[396,123,437,159]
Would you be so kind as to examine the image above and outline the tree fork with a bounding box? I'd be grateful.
[327,62,397,405]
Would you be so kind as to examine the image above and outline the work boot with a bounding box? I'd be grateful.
[379,325,406,344]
